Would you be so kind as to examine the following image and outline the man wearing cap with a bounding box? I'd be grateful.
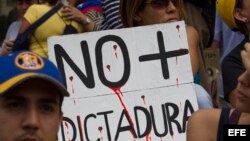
[0,51,69,141]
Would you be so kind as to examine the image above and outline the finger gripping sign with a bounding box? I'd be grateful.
[48,21,198,141]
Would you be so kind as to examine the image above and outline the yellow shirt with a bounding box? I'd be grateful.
[24,3,84,57]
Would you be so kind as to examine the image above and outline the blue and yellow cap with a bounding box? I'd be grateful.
[0,51,69,96]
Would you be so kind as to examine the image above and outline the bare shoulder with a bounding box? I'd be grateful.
[185,25,199,38]
[188,108,221,124]
[186,109,222,141]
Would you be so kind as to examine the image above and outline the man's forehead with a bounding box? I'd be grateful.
[0,93,59,104]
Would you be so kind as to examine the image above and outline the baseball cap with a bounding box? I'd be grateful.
[216,0,238,29]
[0,51,69,97]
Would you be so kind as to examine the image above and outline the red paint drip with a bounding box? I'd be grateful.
[77,116,85,141]
[145,128,152,141]
[176,25,180,38]
[65,122,69,129]
[111,87,124,97]
[114,45,118,59]
[65,121,69,135]
[98,126,103,133]
[106,65,111,72]
[179,102,182,111]
[146,134,150,141]
[74,99,76,105]
[69,76,74,94]
[141,95,146,105]
[113,45,117,50]
[160,137,162,141]
[171,131,174,139]
[176,25,180,32]
[115,52,118,59]
[176,56,178,65]
[176,78,179,88]
[69,76,73,81]
[110,87,135,139]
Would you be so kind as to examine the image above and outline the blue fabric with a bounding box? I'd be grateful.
[100,0,123,30]
[77,0,102,11]
[193,84,213,109]
[194,71,201,84]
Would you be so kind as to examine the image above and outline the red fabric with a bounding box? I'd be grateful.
[80,6,103,14]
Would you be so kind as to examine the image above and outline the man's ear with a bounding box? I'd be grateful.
[234,8,249,22]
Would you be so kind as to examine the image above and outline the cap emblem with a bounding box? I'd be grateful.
[15,52,44,70]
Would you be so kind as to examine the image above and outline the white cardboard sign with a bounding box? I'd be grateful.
[48,21,198,141]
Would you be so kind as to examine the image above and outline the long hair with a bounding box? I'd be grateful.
[120,0,185,27]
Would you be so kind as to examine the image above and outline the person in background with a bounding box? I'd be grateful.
[100,0,123,30]
[119,0,213,109]
[17,0,84,57]
[183,0,215,102]
[0,50,69,141]
[186,42,250,141]
[61,0,104,31]
[0,0,37,56]
[120,0,202,84]
[210,10,245,107]
[217,0,249,108]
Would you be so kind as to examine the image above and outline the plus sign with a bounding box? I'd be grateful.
[139,31,189,79]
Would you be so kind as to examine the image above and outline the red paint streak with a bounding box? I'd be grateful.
[113,45,118,59]
[77,116,84,141]
[141,95,146,105]
[176,25,180,32]
[145,128,152,141]
[65,122,69,129]
[74,99,76,105]
[176,78,179,88]
[65,121,69,135]
[106,65,111,72]
[111,87,124,97]
[98,126,103,133]
[69,76,74,94]
[171,131,174,139]
[146,134,150,141]
[176,25,180,38]
[115,52,118,59]
[114,45,117,50]
[176,56,178,65]
[110,87,135,139]
[160,137,162,141]
[176,25,181,38]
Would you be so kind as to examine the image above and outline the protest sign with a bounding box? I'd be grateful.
[48,21,198,141]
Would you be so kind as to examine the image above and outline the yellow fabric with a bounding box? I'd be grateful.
[216,0,237,29]
[24,4,84,57]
